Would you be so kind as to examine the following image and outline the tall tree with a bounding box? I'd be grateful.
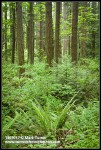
[4,3,7,61]
[39,2,43,61]
[2,3,5,50]
[97,2,100,56]
[39,2,45,61]
[26,4,30,63]
[68,2,72,55]
[34,2,40,60]
[16,2,25,77]
[28,2,34,64]
[63,2,68,55]
[80,2,87,58]
[11,3,15,63]
[91,2,96,57]
[27,23,30,62]
[71,2,78,63]
[10,3,12,51]
[46,2,54,67]
[55,2,61,63]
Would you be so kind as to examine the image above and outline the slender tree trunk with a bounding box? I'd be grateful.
[71,2,78,64]
[98,2,100,56]
[60,2,62,56]
[55,2,61,63]
[5,3,7,61]
[81,2,87,58]
[2,6,5,50]
[25,4,28,52]
[29,2,34,64]
[39,3,43,61]
[63,2,68,55]
[11,3,15,64]
[16,2,25,77]
[46,2,54,67]
[28,2,34,64]
[42,20,46,56]
[27,23,30,63]
[10,3,12,51]
[26,4,30,63]
[35,22,40,57]
[68,2,72,55]
[91,2,96,57]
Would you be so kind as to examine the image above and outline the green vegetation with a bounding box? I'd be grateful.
[2,56,99,148]
[2,1,99,149]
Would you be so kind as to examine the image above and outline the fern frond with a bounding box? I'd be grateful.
[31,101,51,134]
[3,111,20,133]
[56,93,78,130]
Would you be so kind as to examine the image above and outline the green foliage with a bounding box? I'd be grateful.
[65,101,99,148]
[3,111,21,133]
[78,2,99,55]
[56,93,78,129]
[2,1,100,148]
[2,56,99,148]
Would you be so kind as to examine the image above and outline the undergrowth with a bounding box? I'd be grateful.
[2,56,99,148]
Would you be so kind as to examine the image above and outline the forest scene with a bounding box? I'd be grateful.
[2,1,100,149]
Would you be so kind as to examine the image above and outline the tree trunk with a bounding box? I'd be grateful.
[81,2,87,58]
[46,2,54,67]
[10,3,12,51]
[27,24,29,63]
[63,2,68,55]
[55,2,61,63]
[39,2,44,61]
[5,3,7,61]
[28,2,34,64]
[71,2,78,64]
[11,3,15,64]
[91,2,96,57]
[35,22,40,58]
[42,20,46,57]
[25,4,28,51]
[26,4,30,63]
[68,2,72,55]
[16,2,25,77]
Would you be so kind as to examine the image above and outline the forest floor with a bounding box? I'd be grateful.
[2,57,100,149]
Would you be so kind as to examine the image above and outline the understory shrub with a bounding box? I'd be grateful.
[2,56,99,148]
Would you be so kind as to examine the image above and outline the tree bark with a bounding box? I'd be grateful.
[81,2,87,58]
[11,3,15,64]
[39,2,44,61]
[46,2,54,67]
[91,2,96,57]
[68,2,72,55]
[16,2,25,77]
[71,2,78,64]
[10,3,12,51]
[63,2,68,55]
[55,2,61,63]
[28,2,34,64]
[5,3,7,61]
